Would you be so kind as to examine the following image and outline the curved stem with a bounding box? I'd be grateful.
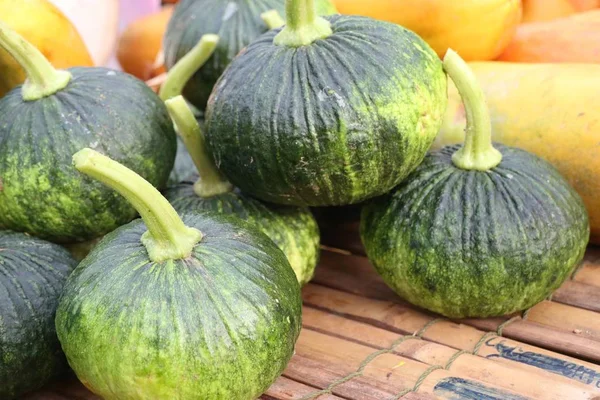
[274,0,332,47]
[261,10,286,30]
[165,96,233,197]
[159,34,219,101]
[0,21,71,101]
[73,149,202,262]
[443,49,502,171]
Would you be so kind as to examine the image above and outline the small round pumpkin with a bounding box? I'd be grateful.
[360,50,590,318]
[205,0,447,207]
[164,96,320,285]
[163,0,337,111]
[56,149,301,400]
[0,231,77,399]
[0,22,176,242]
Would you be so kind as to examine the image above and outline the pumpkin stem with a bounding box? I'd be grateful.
[443,49,502,171]
[261,10,286,29]
[73,149,203,262]
[0,21,71,101]
[165,96,233,197]
[274,0,332,47]
[159,34,219,101]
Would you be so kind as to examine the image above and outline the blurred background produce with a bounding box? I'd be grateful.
[498,9,600,62]
[331,0,522,60]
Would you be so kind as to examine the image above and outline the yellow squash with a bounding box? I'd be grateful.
[332,0,523,60]
[0,0,93,97]
[435,62,600,243]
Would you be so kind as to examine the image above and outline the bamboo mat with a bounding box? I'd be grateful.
[25,216,600,400]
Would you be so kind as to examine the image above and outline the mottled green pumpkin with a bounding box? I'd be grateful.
[56,149,302,400]
[360,51,590,318]
[165,180,320,285]
[0,25,176,243]
[163,0,337,111]
[163,96,320,285]
[0,231,77,399]
[205,14,447,207]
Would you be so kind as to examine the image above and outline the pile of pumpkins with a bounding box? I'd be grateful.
[0,0,590,399]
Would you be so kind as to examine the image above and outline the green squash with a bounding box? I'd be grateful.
[0,22,176,243]
[0,231,77,399]
[360,51,590,318]
[56,149,301,400]
[163,0,337,111]
[205,0,447,207]
[163,96,320,285]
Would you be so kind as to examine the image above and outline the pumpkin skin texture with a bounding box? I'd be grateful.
[0,231,77,399]
[164,0,338,111]
[361,145,590,318]
[206,16,447,207]
[56,213,302,400]
[164,180,320,285]
[0,68,176,242]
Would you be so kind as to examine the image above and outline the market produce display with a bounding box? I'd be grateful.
[164,96,320,285]
[164,0,337,110]
[205,0,447,207]
[361,50,589,318]
[0,232,77,399]
[0,22,176,242]
[56,149,302,399]
[3,0,600,398]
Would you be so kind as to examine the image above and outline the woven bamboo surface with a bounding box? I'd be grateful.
[26,215,600,400]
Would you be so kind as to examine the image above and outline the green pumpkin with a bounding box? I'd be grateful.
[56,149,301,400]
[163,0,337,111]
[163,97,320,285]
[360,51,590,318]
[0,23,176,243]
[205,1,447,207]
[0,231,77,399]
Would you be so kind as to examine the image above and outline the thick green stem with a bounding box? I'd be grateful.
[73,149,202,262]
[159,34,219,101]
[443,49,502,171]
[274,0,332,47]
[261,10,286,30]
[165,96,233,197]
[0,21,71,101]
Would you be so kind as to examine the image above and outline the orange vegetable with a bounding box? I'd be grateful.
[332,0,523,61]
[522,0,575,22]
[568,0,600,11]
[498,10,600,62]
[0,0,93,97]
[117,5,173,81]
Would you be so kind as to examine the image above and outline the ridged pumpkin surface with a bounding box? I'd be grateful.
[206,15,447,207]
[361,145,589,318]
[164,0,337,110]
[164,180,320,285]
[0,68,176,242]
[56,213,302,399]
[0,231,76,399]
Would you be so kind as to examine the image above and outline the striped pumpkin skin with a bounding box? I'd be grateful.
[205,15,448,207]
[163,0,338,111]
[0,68,176,243]
[164,181,320,285]
[0,231,77,399]
[56,213,302,400]
[361,145,590,318]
